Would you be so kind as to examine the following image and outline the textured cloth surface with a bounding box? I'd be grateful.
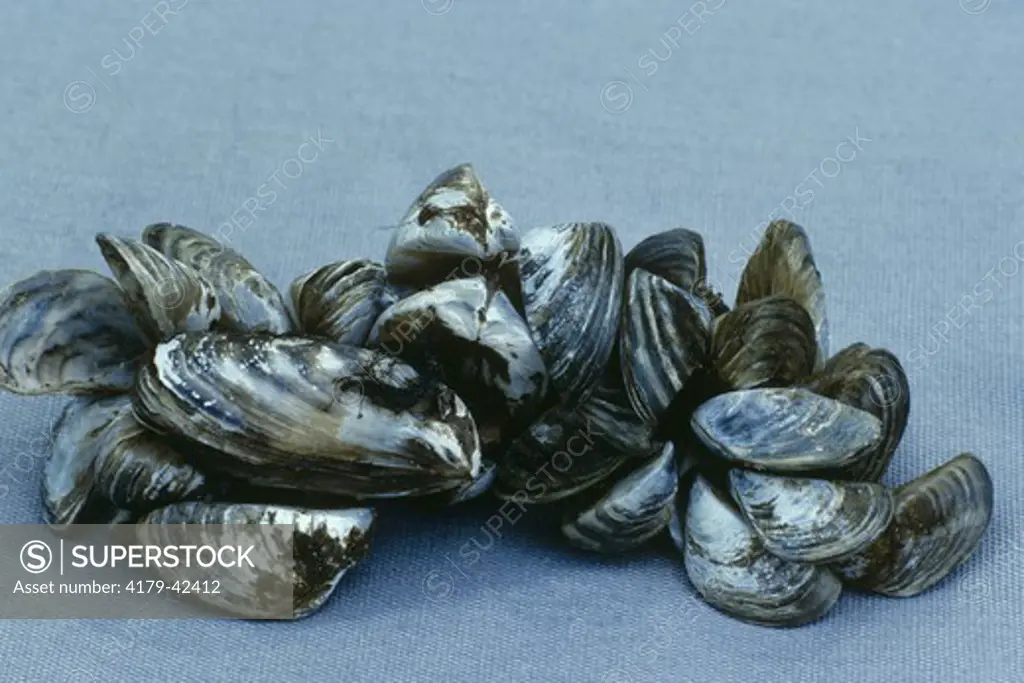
[1,1,1022,681]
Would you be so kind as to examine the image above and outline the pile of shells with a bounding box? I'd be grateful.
[0,164,993,625]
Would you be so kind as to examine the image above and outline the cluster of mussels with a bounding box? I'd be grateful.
[0,164,993,625]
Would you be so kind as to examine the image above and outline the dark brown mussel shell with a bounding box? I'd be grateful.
[710,296,816,391]
[806,343,910,481]
[831,453,993,597]
[736,220,828,368]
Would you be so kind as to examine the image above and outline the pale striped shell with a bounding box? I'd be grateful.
[520,222,624,408]
[133,333,481,499]
[0,270,147,395]
[561,442,676,553]
[96,234,222,342]
[692,388,882,474]
[143,222,294,334]
[683,475,842,627]
[728,470,894,563]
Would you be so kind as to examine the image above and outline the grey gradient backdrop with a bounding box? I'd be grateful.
[1,1,1022,682]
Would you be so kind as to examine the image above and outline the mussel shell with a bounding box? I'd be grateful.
[520,222,625,408]
[832,453,993,597]
[729,470,894,563]
[666,450,701,554]
[736,221,828,368]
[806,343,910,481]
[367,276,547,445]
[624,229,706,291]
[137,502,375,619]
[623,228,729,315]
[494,372,658,503]
[442,459,498,506]
[290,259,398,345]
[561,442,676,553]
[0,270,148,395]
[691,388,883,474]
[710,296,816,390]
[385,164,520,293]
[133,333,481,499]
[621,269,713,426]
[683,475,842,627]
[96,234,221,342]
[578,376,661,460]
[494,405,626,504]
[143,223,293,334]
[91,409,206,512]
[43,395,129,528]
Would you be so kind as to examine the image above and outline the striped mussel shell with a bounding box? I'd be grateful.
[736,220,829,369]
[624,227,728,316]
[831,453,993,597]
[620,269,713,427]
[137,502,375,619]
[43,395,130,529]
[561,442,677,553]
[367,276,547,450]
[691,388,883,474]
[709,296,817,391]
[682,475,843,627]
[727,469,894,563]
[132,332,481,499]
[290,259,398,346]
[806,343,910,481]
[519,222,624,409]
[0,270,148,395]
[142,222,294,334]
[90,408,206,512]
[385,163,523,311]
[96,233,222,343]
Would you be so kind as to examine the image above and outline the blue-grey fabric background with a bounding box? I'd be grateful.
[1,1,1021,681]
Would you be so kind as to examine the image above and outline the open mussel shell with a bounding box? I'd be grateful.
[96,234,222,343]
[385,164,521,301]
[91,409,206,512]
[561,442,676,553]
[43,395,129,528]
[728,470,894,563]
[692,388,883,474]
[710,296,816,391]
[137,502,375,619]
[0,270,148,395]
[367,276,547,447]
[143,223,294,334]
[494,373,658,503]
[133,332,481,499]
[736,221,828,368]
[520,222,624,408]
[621,269,712,426]
[806,343,910,481]
[832,453,993,597]
[290,259,398,346]
[683,475,842,627]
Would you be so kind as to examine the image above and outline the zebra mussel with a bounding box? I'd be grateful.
[0,166,993,625]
